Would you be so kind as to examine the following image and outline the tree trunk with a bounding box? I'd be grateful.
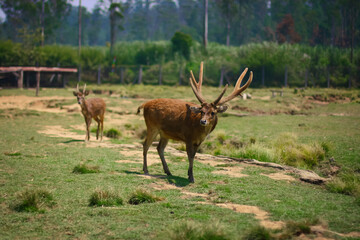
[262,66,265,87]
[78,0,82,82]
[284,66,288,87]
[120,67,124,84]
[203,0,208,49]
[41,0,45,46]
[110,0,116,56]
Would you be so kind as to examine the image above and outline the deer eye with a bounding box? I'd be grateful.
[211,112,215,116]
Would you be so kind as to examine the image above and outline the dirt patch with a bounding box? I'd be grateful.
[260,172,296,182]
[0,95,75,113]
[213,166,248,178]
[116,150,159,166]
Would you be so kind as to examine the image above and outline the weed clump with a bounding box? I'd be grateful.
[89,189,123,207]
[73,163,100,174]
[105,128,121,138]
[167,221,231,240]
[325,169,360,197]
[274,133,326,168]
[128,189,164,205]
[11,189,55,213]
[242,226,273,240]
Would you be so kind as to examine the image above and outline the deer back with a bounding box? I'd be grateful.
[142,98,217,144]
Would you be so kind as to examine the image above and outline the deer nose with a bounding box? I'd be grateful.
[200,119,207,126]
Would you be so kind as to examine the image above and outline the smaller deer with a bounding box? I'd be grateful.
[73,84,106,142]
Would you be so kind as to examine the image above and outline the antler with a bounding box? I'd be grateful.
[83,84,87,94]
[189,62,206,104]
[76,83,79,92]
[217,68,253,106]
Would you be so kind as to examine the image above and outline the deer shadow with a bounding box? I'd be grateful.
[124,170,190,187]
[62,139,84,144]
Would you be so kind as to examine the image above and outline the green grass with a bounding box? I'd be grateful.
[0,86,359,239]
[72,163,100,174]
[88,189,123,207]
[128,189,164,205]
[11,189,55,213]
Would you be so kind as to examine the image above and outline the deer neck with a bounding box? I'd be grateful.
[80,100,89,114]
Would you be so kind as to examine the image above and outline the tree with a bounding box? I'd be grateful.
[215,0,238,46]
[0,0,70,44]
[276,14,301,44]
[100,0,125,56]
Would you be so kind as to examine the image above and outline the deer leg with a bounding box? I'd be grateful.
[94,116,100,140]
[157,137,171,176]
[100,114,104,142]
[186,143,199,183]
[142,129,158,175]
[84,117,91,142]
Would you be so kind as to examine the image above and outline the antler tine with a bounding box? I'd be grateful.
[212,84,228,106]
[76,83,79,92]
[217,69,253,105]
[190,77,206,104]
[83,83,87,94]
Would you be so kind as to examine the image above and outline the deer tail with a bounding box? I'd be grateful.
[136,103,145,115]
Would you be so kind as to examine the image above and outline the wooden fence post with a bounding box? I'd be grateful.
[18,70,23,89]
[159,64,163,85]
[97,65,101,85]
[284,65,288,87]
[138,65,142,84]
[261,66,265,87]
[36,71,40,96]
[219,66,224,87]
[327,66,330,88]
[305,69,308,88]
[120,67,124,84]
[178,65,182,85]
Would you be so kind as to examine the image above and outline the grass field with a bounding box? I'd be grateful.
[0,85,359,239]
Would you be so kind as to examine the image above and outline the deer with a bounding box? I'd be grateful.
[73,84,106,142]
[137,62,253,183]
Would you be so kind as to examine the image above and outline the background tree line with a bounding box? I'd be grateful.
[0,0,359,88]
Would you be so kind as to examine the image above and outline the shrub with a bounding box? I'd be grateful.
[171,31,193,60]
[242,226,273,240]
[128,189,164,205]
[11,189,55,213]
[168,221,231,240]
[89,189,123,207]
[325,169,360,197]
[72,163,100,174]
[105,128,121,138]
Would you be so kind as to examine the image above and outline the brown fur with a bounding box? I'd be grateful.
[73,90,106,142]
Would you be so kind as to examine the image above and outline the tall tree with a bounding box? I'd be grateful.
[100,0,125,56]
[0,0,70,44]
[215,0,238,46]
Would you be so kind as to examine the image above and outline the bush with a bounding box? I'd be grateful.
[167,221,231,240]
[89,189,123,207]
[171,31,193,60]
[105,128,121,139]
[128,189,163,205]
[11,189,55,213]
[72,163,100,174]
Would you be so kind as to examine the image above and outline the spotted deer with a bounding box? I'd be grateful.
[73,84,106,142]
[137,62,253,183]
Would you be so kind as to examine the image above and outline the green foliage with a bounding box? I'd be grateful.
[242,226,273,240]
[128,189,163,205]
[89,189,123,207]
[11,189,55,213]
[72,163,100,174]
[104,128,121,139]
[167,221,231,240]
[171,31,193,60]
[326,169,360,197]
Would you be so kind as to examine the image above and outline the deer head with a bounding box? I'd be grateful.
[189,62,253,126]
[73,83,89,105]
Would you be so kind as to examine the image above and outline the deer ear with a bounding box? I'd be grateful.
[190,106,202,114]
[73,91,78,96]
[84,90,90,96]
[217,105,228,113]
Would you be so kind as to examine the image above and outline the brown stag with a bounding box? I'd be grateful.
[137,62,253,183]
[73,84,106,142]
